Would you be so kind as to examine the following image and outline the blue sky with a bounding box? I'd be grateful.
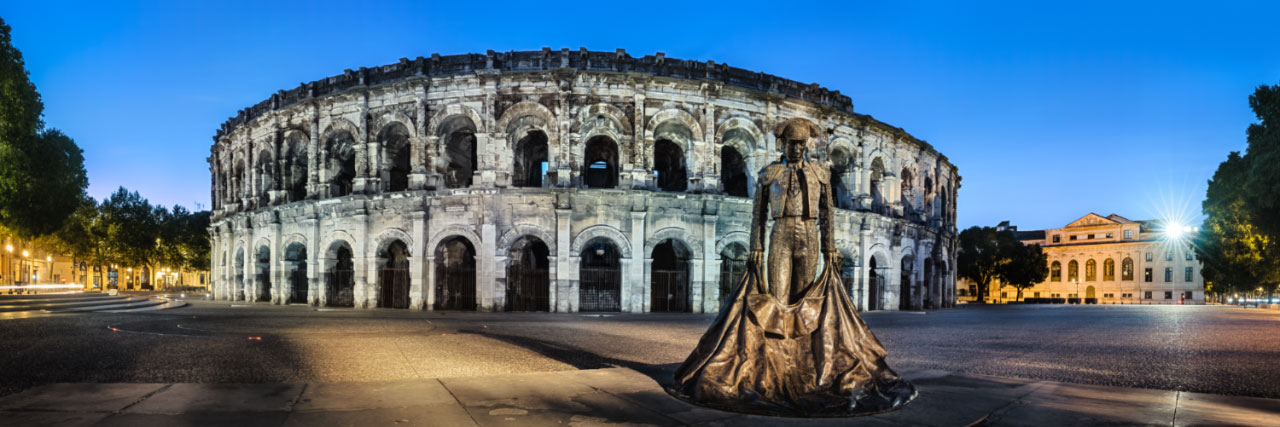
[5,1,1278,230]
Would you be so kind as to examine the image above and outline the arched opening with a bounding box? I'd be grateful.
[233,161,246,205]
[284,243,308,304]
[440,117,477,189]
[380,123,412,192]
[900,168,914,219]
[830,148,854,209]
[284,131,309,202]
[1085,259,1097,281]
[1086,285,1096,299]
[233,248,245,300]
[1068,260,1079,282]
[899,256,913,310]
[869,158,885,214]
[579,238,621,312]
[653,139,687,192]
[1051,261,1062,281]
[325,131,356,197]
[1103,258,1115,281]
[583,136,618,189]
[867,256,881,311]
[651,239,692,312]
[256,151,274,207]
[923,261,934,306]
[721,146,748,198]
[506,236,550,311]
[1122,257,1134,281]
[513,130,549,188]
[434,237,476,310]
[325,242,355,307]
[718,242,748,304]
[255,245,271,302]
[377,240,411,309]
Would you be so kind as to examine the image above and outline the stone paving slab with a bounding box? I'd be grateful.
[0,368,1277,426]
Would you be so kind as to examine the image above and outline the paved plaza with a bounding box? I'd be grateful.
[1,300,1278,425]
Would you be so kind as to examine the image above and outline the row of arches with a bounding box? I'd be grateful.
[223,231,948,313]
[214,107,956,229]
[1049,258,1135,282]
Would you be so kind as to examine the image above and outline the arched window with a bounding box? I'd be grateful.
[583,136,618,189]
[440,118,477,189]
[379,123,412,192]
[900,168,914,218]
[513,130,548,188]
[256,150,274,206]
[1085,259,1097,281]
[283,131,309,202]
[721,146,748,198]
[324,131,356,197]
[1050,261,1062,282]
[1121,257,1134,281]
[1103,258,1115,281]
[1067,260,1079,282]
[869,158,885,213]
[830,148,853,209]
[654,139,687,192]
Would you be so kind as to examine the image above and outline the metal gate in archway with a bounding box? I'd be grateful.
[326,268,354,307]
[506,267,549,311]
[719,259,746,304]
[579,267,620,312]
[651,269,690,312]
[289,263,308,303]
[378,265,410,309]
[436,266,475,310]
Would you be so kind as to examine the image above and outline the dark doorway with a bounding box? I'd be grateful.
[721,146,748,198]
[650,240,691,312]
[435,237,476,310]
[234,248,245,300]
[326,131,356,197]
[513,131,548,188]
[579,239,621,312]
[326,244,355,307]
[442,118,477,189]
[378,240,411,309]
[830,148,853,209]
[255,246,272,302]
[284,243,308,304]
[900,257,913,310]
[654,139,687,192]
[868,257,880,311]
[718,243,748,306]
[583,136,618,189]
[284,132,308,202]
[506,237,550,311]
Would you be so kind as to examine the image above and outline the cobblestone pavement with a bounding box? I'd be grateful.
[1,301,1277,400]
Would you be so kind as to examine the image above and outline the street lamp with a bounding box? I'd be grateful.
[4,244,12,290]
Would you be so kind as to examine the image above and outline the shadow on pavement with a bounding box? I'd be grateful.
[456,328,681,387]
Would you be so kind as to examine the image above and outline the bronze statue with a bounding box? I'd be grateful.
[668,117,916,417]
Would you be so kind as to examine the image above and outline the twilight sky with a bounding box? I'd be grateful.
[5,1,1279,230]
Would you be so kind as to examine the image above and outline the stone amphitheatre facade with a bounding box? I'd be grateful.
[208,48,959,313]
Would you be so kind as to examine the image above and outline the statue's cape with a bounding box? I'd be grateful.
[668,261,916,417]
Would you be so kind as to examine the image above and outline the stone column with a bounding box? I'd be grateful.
[409,211,427,310]
[308,111,322,199]
[425,255,437,310]
[479,222,497,311]
[410,98,428,190]
[555,208,572,312]
[628,211,646,313]
[858,224,872,311]
[305,216,320,306]
[353,210,370,308]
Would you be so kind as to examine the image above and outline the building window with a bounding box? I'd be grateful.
[1185,251,1193,261]
[1001,292,1008,299]
[1103,258,1115,281]
[1085,259,1097,281]
[1087,234,1095,239]
[1070,235,1078,241]
[1105,233,1114,238]
[1122,257,1134,281]
[1144,291,1152,299]
[1165,251,1173,261]
[1164,291,1173,300]
[1034,292,1041,298]
[1145,252,1153,262]
[1068,260,1079,281]
[1124,230,1133,239]
[1184,291,1193,300]
[1052,235,1061,243]
[1164,267,1172,282]
[1185,267,1193,282]
[1050,261,1062,282]
[1144,268,1153,282]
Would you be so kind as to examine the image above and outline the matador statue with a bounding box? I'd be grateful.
[668,117,916,417]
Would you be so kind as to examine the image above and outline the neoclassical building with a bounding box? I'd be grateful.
[207,49,960,313]
[962,214,1205,304]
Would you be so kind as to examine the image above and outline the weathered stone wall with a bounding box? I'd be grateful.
[208,49,960,312]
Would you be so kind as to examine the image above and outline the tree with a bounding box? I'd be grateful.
[1197,152,1277,302]
[99,188,159,287]
[0,18,87,237]
[1000,242,1050,301]
[1244,84,1280,240]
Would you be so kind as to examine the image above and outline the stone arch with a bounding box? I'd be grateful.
[428,104,487,136]
[373,228,415,257]
[715,231,751,255]
[644,227,703,259]
[279,233,308,254]
[645,108,703,144]
[497,224,557,257]
[426,225,482,258]
[716,116,763,154]
[320,230,359,259]
[570,225,632,259]
[377,120,414,192]
[321,118,361,142]
[572,103,632,136]
[497,101,557,136]
[372,110,418,139]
